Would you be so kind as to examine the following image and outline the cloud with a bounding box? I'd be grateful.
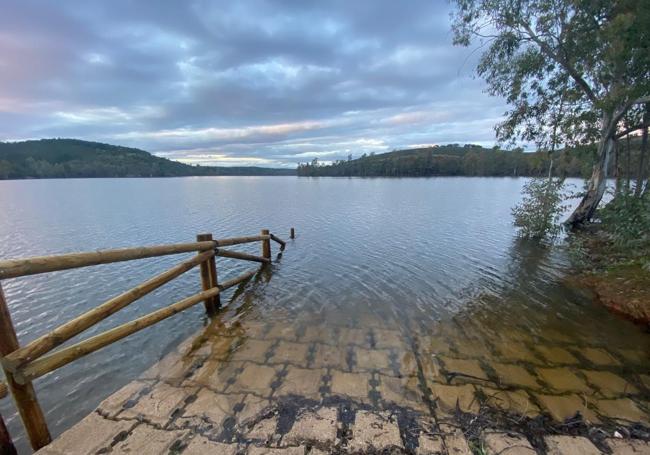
[0,0,507,167]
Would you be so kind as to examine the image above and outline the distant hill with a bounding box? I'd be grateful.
[297,144,604,178]
[0,139,295,179]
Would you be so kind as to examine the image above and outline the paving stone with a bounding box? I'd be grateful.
[453,337,493,359]
[189,359,244,390]
[330,370,370,401]
[479,387,540,417]
[429,383,479,414]
[605,438,650,454]
[537,367,591,392]
[339,328,370,347]
[420,355,447,382]
[242,321,269,339]
[246,415,278,442]
[482,431,535,454]
[98,380,149,417]
[494,342,540,364]
[582,370,638,396]
[270,341,309,366]
[238,394,273,425]
[544,435,601,455]
[36,412,136,455]
[247,446,305,454]
[300,326,333,344]
[112,425,187,454]
[275,366,326,400]
[232,339,273,362]
[354,348,392,372]
[535,393,600,423]
[640,374,650,390]
[266,324,299,341]
[580,347,621,366]
[595,398,649,424]
[348,410,403,452]
[440,357,489,383]
[535,346,579,364]
[373,328,407,350]
[617,349,647,365]
[440,425,472,455]
[416,432,446,454]
[183,435,238,454]
[356,313,387,329]
[378,374,428,411]
[228,362,279,396]
[312,343,347,369]
[308,449,329,455]
[417,335,454,355]
[415,418,442,454]
[119,381,197,426]
[542,330,574,344]
[397,350,420,377]
[491,363,539,388]
[284,407,338,446]
[179,388,243,429]
[140,351,198,384]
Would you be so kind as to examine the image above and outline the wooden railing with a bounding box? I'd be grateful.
[0,229,290,452]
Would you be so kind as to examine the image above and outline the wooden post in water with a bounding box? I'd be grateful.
[261,229,271,260]
[0,409,17,455]
[0,284,51,451]
[290,228,295,239]
[196,234,218,316]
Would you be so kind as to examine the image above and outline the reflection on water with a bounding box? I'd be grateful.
[0,177,648,453]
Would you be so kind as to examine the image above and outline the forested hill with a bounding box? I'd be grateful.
[0,139,294,179]
[297,144,605,178]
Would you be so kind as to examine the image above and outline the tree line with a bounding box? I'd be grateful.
[297,143,645,179]
[0,139,294,179]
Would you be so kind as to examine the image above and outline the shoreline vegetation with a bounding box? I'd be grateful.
[297,142,645,179]
[0,139,294,179]
[568,204,650,327]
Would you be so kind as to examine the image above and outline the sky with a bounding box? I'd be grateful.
[0,0,508,168]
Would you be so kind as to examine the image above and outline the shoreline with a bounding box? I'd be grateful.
[568,226,650,328]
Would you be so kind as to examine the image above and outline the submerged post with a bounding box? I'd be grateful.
[196,234,218,316]
[290,227,295,239]
[0,381,16,455]
[261,229,271,260]
[0,283,51,451]
[0,409,17,455]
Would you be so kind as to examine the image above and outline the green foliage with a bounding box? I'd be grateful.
[0,139,294,179]
[296,143,627,178]
[511,177,567,241]
[597,193,650,267]
[451,0,650,150]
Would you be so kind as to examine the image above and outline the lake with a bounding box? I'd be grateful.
[0,176,648,453]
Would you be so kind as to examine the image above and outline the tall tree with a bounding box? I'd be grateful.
[451,0,650,226]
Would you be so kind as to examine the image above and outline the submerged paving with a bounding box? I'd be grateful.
[36,313,650,454]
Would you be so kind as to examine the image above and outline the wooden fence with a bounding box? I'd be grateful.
[0,229,290,453]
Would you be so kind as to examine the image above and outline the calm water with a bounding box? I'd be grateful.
[0,177,648,453]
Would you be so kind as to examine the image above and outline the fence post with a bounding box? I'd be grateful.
[0,283,51,451]
[196,234,218,316]
[0,407,17,455]
[261,229,271,260]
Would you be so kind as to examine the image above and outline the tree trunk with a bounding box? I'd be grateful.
[566,113,615,227]
[613,139,621,194]
[634,120,649,197]
[625,134,631,192]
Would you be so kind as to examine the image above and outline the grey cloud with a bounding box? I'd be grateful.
[0,0,506,166]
